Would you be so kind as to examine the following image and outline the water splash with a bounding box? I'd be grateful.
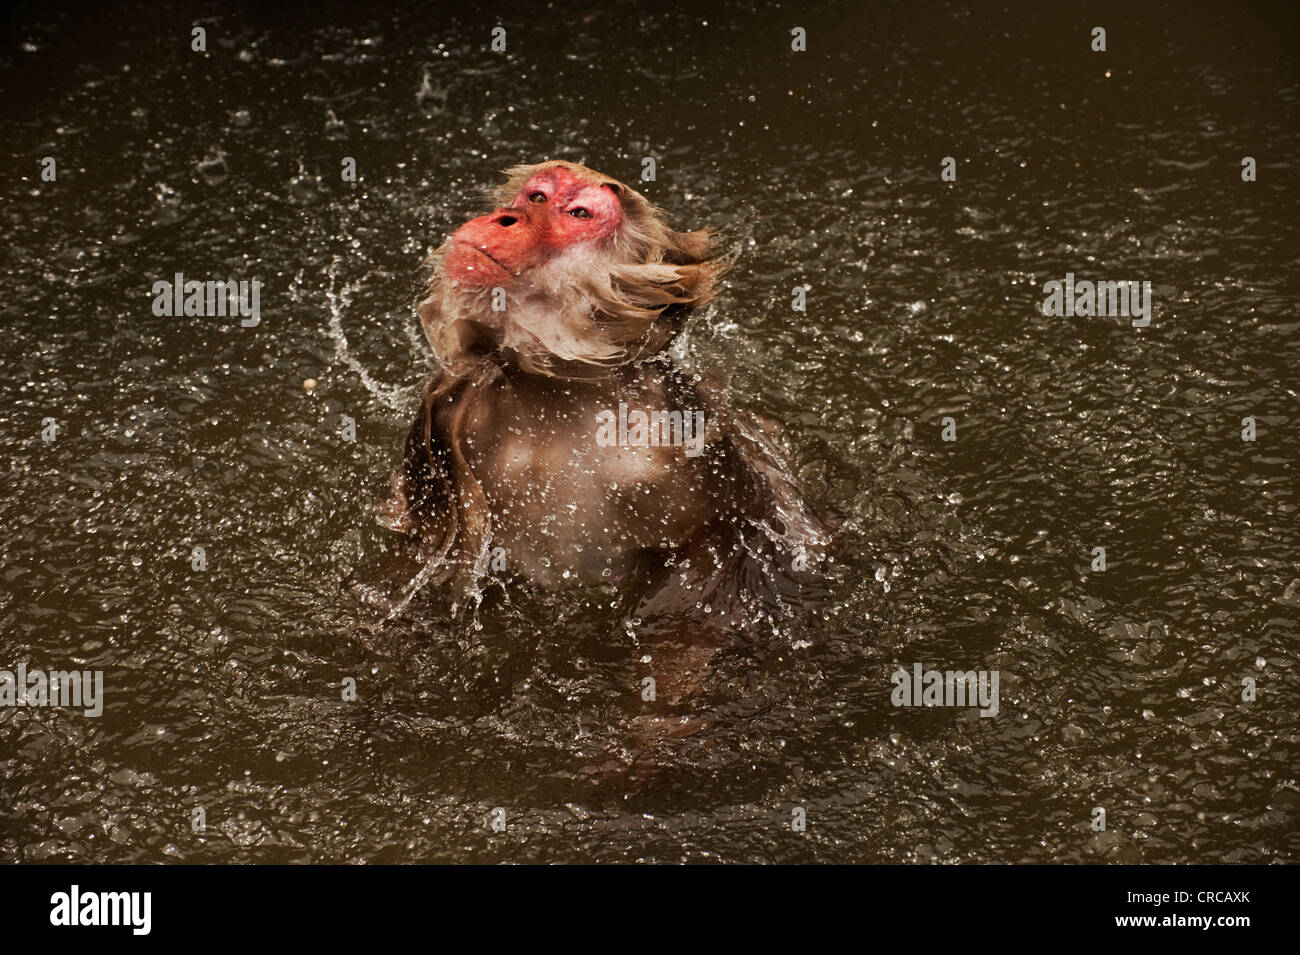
[324,256,412,413]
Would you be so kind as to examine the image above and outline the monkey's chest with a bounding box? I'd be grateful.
[464,415,720,584]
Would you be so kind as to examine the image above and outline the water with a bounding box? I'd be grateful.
[2,0,1297,863]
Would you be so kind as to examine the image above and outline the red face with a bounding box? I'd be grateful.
[442,167,623,286]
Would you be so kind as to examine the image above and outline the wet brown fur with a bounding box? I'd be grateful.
[381,161,824,614]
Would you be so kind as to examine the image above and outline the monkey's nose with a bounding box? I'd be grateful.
[495,214,519,227]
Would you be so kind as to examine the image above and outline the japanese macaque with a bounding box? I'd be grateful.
[380,160,827,715]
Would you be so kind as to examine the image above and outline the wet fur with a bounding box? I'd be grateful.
[381,161,827,625]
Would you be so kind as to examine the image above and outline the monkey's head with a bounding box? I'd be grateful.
[420,160,725,378]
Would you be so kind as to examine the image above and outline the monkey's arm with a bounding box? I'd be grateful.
[376,370,451,537]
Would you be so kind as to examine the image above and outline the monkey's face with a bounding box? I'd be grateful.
[442,165,623,288]
[420,161,720,376]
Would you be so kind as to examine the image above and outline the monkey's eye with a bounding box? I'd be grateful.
[567,207,591,219]
[529,192,547,203]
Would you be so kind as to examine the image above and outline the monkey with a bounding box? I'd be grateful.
[379,160,828,729]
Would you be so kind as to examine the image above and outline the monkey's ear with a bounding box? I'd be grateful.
[601,181,625,196]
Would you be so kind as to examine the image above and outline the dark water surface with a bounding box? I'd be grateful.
[2,0,1298,863]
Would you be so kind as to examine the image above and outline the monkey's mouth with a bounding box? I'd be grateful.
[450,241,514,279]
